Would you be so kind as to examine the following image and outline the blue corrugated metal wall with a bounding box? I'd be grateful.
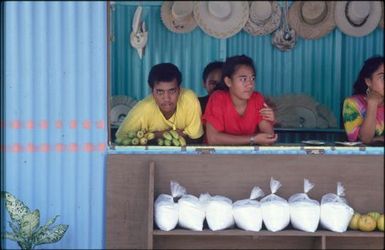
[111,2,384,126]
[3,1,384,249]
[4,2,106,249]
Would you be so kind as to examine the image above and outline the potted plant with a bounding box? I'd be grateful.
[1,191,69,249]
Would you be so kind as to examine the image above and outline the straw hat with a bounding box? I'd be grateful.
[243,1,281,36]
[161,1,197,33]
[288,1,336,40]
[194,1,249,39]
[335,1,382,37]
[110,96,137,126]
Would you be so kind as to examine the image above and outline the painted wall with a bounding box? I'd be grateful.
[111,2,384,126]
[4,2,107,249]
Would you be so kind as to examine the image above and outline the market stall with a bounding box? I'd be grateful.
[106,145,384,249]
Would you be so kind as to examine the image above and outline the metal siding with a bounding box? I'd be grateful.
[111,2,384,126]
[5,2,106,249]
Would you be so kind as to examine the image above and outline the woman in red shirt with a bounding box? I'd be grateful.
[202,55,277,145]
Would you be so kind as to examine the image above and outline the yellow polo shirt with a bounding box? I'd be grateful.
[115,88,204,140]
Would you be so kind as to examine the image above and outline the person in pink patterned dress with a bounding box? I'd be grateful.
[342,56,384,144]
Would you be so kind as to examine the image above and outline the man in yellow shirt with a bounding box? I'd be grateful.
[115,63,204,144]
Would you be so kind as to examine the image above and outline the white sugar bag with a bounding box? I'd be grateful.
[154,180,186,231]
[205,195,234,231]
[178,194,205,231]
[289,179,320,232]
[233,186,265,231]
[320,182,354,233]
[260,177,290,232]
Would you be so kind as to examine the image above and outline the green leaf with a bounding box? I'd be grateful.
[32,215,59,240]
[8,221,20,234]
[33,224,69,246]
[2,231,31,250]
[1,191,31,226]
[20,209,40,238]
[2,231,24,242]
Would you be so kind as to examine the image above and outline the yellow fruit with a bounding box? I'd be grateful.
[377,214,384,231]
[169,130,179,139]
[162,131,173,141]
[136,130,145,138]
[131,138,139,145]
[164,139,171,146]
[172,138,180,146]
[349,213,361,230]
[157,138,164,146]
[146,132,155,140]
[179,136,186,147]
[139,137,148,145]
[358,215,377,232]
[367,212,381,221]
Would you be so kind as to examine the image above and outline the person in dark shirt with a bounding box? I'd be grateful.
[198,61,224,113]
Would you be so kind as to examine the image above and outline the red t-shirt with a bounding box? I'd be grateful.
[202,90,265,135]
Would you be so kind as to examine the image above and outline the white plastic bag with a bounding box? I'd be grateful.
[154,180,186,231]
[320,182,354,233]
[233,186,265,231]
[205,194,234,231]
[178,194,205,231]
[289,179,320,232]
[260,177,290,232]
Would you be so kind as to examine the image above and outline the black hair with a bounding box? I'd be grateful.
[215,55,256,91]
[148,63,182,89]
[202,61,224,82]
[353,55,384,95]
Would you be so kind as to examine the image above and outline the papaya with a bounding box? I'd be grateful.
[136,130,145,138]
[178,136,186,147]
[172,138,180,146]
[127,131,137,139]
[146,132,155,140]
[164,139,172,146]
[115,137,123,145]
[169,130,179,139]
[162,131,173,141]
[131,138,139,145]
[139,137,148,145]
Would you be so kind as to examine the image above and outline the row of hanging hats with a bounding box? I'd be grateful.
[160,1,384,40]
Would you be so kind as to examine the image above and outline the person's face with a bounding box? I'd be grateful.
[224,65,255,101]
[204,69,222,95]
[152,80,180,115]
[366,64,384,97]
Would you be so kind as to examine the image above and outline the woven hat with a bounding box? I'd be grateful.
[110,96,137,126]
[161,1,197,33]
[194,1,249,39]
[288,1,336,40]
[243,1,281,36]
[335,1,382,37]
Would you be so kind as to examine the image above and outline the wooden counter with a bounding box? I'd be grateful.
[106,147,384,249]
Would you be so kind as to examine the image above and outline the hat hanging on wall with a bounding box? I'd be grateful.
[335,1,382,37]
[379,1,384,29]
[110,96,138,126]
[194,1,249,39]
[288,1,336,40]
[161,1,197,33]
[243,1,281,36]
